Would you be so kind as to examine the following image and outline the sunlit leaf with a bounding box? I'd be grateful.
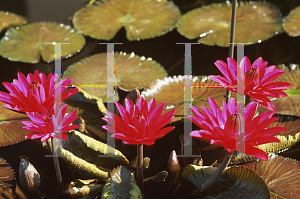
[182,165,270,198]
[141,75,226,123]
[243,154,300,199]
[0,22,85,63]
[177,1,282,47]
[0,11,27,33]
[73,0,181,41]
[63,52,167,103]
[0,158,14,188]
[0,185,27,199]
[283,6,300,37]
[101,166,142,199]
[61,131,129,170]
[0,101,31,147]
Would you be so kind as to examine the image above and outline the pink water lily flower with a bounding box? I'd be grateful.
[0,70,78,113]
[188,97,286,161]
[22,103,79,142]
[209,57,292,111]
[102,97,176,145]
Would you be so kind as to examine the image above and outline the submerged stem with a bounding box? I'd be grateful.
[193,152,232,195]
[136,144,144,195]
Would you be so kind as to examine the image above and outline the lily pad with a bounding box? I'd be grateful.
[181,165,270,198]
[60,131,129,170]
[177,1,282,47]
[0,11,27,33]
[243,154,300,199]
[73,0,181,41]
[0,158,14,188]
[0,22,85,63]
[63,52,167,103]
[283,6,300,37]
[141,75,226,123]
[0,101,31,147]
[101,166,142,199]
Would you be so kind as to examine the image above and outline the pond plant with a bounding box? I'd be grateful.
[0,0,300,199]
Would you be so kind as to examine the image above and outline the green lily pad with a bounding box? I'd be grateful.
[141,75,226,123]
[101,166,142,199]
[181,165,270,198]
[177,1,282,47]
[0,22,85,63]
[243,154,300,199]
[73,0,181,41]
[0,101,31,147]
[63,52,168,103]
[283,6,300,37]
[60,131,129,170]
[0,11,27,33]
[0,158,14,188]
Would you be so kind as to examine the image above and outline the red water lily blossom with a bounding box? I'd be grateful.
[209,57,292,111]
[102,97,176,145]
[0,70,78,113]
[22,103,79,142]
[188,97,286,161]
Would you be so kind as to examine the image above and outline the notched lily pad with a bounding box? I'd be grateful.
[63,52,167,103]
[182,165,270,198]
[0,158,14,188]
[243,154,300,199]
[0,11,27,33]
[0,22,85,63]
[73,0,181,41]
[0,101,31,147]
[283,6,300,37]
[141,75,226,123]
[177,1,282,47]
[61,130,129,170]
[101,166,142,199]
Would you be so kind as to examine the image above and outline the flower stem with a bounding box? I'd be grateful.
[193,152,232,195]
[49,138,64,193]
[136,144,144,195]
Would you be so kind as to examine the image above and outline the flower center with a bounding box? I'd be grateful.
[136,112,145,121]
[28,81,41,95]
[245,66,259,85]
[227,114,237,132]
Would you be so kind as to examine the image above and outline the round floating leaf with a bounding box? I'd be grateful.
[243,154,300,199]
[283,6,300,37]
[181,165,270,198]
[60,131,129,170]
[141,75,226,123]
[0,22,85,63]
[0,158,14,188]
[260,64,300,117]
[177,1,282,47]
[0,101,31,147]
[63,52,167,103]
[101,166,142,199]
[0,11,27,33]
[231,119,300,165]
[73,0,181,41]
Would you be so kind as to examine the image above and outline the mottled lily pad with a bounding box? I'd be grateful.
[230,119,300,164]
[243,154,300,199]
[101,166,142,199]
[0,11,27,33]
[141,75,226,123]
[0,101,31,147]
[177,1,282,47]
[72,0,181,41]
[0,158,14,188]
[181,165,270,198]
[0,22,85,63]
[63,52,167,103]
[283,6,300,37]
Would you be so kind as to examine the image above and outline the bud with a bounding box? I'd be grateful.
[168,150,180,173]
[19,158,41,191]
